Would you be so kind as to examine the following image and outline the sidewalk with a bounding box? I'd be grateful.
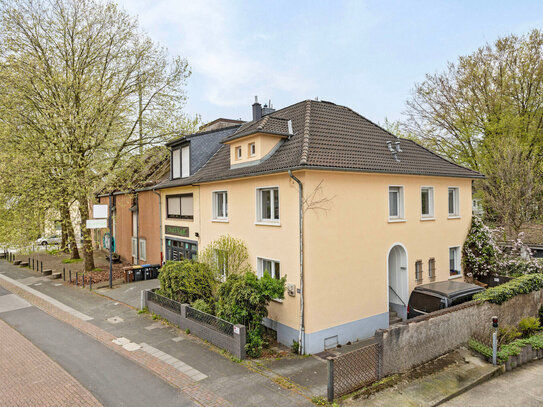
[0,260,312,406]
[0,317,103,407]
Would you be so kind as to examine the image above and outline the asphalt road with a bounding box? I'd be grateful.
[0,287,195,407]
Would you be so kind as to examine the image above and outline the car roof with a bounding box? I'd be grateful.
[413,281,484,298]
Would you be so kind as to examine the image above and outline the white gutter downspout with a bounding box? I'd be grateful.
[152,188,163,264]
[288,169,305,354]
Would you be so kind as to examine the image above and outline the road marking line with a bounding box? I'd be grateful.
[0,273,93,321]
[0,294,32,313]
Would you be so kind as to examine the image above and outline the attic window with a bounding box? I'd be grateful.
[236,146,242,160]
[249,143,256,157]
[171,145,190,179]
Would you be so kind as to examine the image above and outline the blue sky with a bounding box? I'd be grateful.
[118,0,543,125]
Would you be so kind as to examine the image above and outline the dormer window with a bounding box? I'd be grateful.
[249,142,256,157]
[236,146,242,160]
[171,145,190,179]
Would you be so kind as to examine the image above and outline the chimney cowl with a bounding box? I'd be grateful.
[252,96,262,121]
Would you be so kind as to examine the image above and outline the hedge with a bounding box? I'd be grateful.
[473,273,543,305]
[469,333,543,363]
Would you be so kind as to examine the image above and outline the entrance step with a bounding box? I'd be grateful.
[42,269,53,276]
[49,272,61,279]
[19,262,29,267]
[13,260,21,265]
[389,310,403,325]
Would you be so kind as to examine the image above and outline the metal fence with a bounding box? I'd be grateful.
[147,290,182,314]
[186,306,234,337]
[328,343,381,400]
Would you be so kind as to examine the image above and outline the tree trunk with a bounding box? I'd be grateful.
[60,202,70,253]
[66,213,80,260]
[79,195,95,272]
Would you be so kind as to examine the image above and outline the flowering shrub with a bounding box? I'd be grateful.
[462,216,500,277]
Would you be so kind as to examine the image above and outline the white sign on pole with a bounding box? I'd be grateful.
[93,204,109,219]
[86,219,108,229]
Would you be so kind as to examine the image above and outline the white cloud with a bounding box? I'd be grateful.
[118,0,315,110]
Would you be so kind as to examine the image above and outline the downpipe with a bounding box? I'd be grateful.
[288,169,305,354]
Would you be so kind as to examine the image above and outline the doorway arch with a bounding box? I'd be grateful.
[387,243,408,321]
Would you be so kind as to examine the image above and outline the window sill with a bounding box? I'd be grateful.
[388,218,406,223]
[449,274,463,280]
[420,217,435,221]
[448,215,461,219]
[212,219,229,223]
[255,221,281,227]
[166,217,194,222]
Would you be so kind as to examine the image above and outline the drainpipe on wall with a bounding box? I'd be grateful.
[152,188,163,264]
[288,169,305,355]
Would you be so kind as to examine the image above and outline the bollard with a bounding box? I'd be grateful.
[492,316,499,366]
[32,258,35,270]
[63,268,65,281]
[140,290,145,310]
[28,257,30,267]
[76,272,79,286]
[82,273,85,288]
[327,357,335,402]
[40,261,43,273]
[69,270,72,282]
[89,276,92,290]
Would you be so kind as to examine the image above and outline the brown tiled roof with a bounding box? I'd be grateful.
[222,115,291,142]
[157,100,482,189]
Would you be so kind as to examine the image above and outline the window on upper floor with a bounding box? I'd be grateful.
[212,191,228,220]
[388,186,404,220]
[236,146,242,160]
[139,238,147,261]
[249,142,256,157]
[448,187,460,217]
[421,187,434,218]
[449,247,461,277]
[171,145,190,179]
[166,194,193,219]
[257,187,279,223]
[428,258,436,279]
[257,257,281,280]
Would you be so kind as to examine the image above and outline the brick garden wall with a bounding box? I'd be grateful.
[376,289,543,375]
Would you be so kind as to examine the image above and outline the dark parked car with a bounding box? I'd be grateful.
[407,281,485,319]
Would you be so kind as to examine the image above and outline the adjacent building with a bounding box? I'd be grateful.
[156,99,483,354]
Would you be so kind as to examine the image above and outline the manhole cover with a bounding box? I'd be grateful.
[107,316,124,324]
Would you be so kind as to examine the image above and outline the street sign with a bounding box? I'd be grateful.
[86,219,108,229]
[93,204,109,219]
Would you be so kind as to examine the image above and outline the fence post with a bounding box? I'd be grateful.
[233,324,246,360]
[40,261,43,273]
[327,357,335,402]
[89,276,92,290]
[375,329,384,379]
[76,272,78,286]
[69,269,72,282]
[63,268,65,281]
[32,258,34,270]
[82,273,85,288]
[140,290,146,310]
[28,257,30,267]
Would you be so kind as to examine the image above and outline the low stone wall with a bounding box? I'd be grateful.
[144,290,246,360]
[376,289,543,376]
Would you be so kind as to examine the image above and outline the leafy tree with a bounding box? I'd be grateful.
[0,0,195,270]
[402,29,543,231]
[200,235,253,280]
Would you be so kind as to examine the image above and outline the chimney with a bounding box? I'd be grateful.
[252,96,262,121]
[261,99,275,116]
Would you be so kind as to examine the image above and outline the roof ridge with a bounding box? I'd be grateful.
[257,115,270,130]
[299,100,312,165]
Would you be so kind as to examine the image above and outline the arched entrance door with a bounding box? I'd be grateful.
[388,244,408,321]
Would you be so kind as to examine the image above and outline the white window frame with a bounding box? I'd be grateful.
[172,148,181,179]
[139,238,147,261]
[257,257,281,280]
[448,187,460,218]
[420,186,434,219]
[388,185,405,221]
[249,142,256,157]
[256,186,280,225]
[172,145,190,179]
[212,191,228,221]
[449,246,462,278]
[131,237,137,258]
[236,146,242,160]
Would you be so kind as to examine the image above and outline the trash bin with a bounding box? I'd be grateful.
[150,264,161,279]
[141,264,152,280]
[133,265,143,281]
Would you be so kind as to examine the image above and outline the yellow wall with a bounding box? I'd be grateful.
[228,133,284,165]
[160,185,200,244]
[302,171,472,333]
[159,170,473,336]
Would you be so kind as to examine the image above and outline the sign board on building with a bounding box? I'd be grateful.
[233,326,240,335]
[165,225,189,237]
[86,219,108,229]
[93,204,108,219]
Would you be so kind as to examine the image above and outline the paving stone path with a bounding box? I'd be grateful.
[0,318,103,407]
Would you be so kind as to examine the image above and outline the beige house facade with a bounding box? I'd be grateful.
[157,99,482,354]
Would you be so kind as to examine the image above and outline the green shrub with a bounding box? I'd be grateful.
[291,340,300,355]
[190,298,213,315]
[217,271,285,358]
[157,260,216,304]
[473,274,543,304]
[519,317,540,337]
[498,325,521,345]
[200,235,253,280]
